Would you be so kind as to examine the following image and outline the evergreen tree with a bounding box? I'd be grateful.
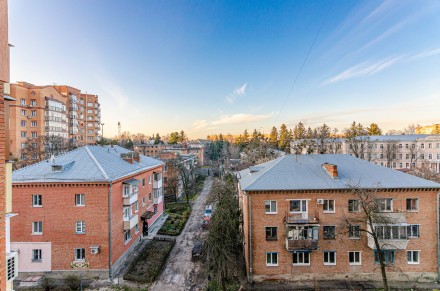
[269,126,278,148]
[278,124,289,151]
[367,123,382,136]
[293,122,306,140]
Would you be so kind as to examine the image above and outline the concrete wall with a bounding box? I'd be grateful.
[11,242,52,272]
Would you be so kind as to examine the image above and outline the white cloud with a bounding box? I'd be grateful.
[225,83,248,104]
[408,48,440,61]
[212,113,273,126]
[192,119,208,130]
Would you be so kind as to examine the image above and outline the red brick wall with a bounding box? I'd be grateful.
[243,189,439,280]
[0,82,6,291]
[10,183,110,270]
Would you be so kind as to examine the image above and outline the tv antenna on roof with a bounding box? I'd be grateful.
[118,121,121,137]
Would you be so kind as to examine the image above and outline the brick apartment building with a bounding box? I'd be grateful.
[8,82,101,160]
[238,154,440,283]
[291,135,440,172]
[10,145,164,278]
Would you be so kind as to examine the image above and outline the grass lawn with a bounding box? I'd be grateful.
[157,203,191,236]
[123,239,175,284]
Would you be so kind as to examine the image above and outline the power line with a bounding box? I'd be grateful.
[274,3,332,126]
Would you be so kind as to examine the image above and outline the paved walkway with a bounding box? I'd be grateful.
[149,176,213,291]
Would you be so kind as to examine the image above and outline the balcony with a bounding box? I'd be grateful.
[153,178,162,189]
[123,192,138,206]
[286,239,318,251]
[153,187,163,204]
[286,213,319,224]
[123,214,138,230]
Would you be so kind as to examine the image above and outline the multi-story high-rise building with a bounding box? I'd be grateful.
[238,154,440,283]
[1,0,19,289]
[8,83,101,161]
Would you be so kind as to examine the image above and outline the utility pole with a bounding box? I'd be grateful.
[101,123,105,141]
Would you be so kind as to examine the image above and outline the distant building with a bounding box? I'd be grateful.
[238,154,440,283]
[416,124,440,134]
[10,145,164,278]
[291,135,440,172]
[8,82,101,161]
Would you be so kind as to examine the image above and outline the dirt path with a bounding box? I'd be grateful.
[150,176,213,291]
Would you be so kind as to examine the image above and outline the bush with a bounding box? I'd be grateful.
[64,274,80,291]
[40,277,56,291]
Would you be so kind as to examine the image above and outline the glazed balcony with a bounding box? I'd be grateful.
[123,214,138,230]
[285,213,319,224]
[153,187,163,204]
[286,239,319,251]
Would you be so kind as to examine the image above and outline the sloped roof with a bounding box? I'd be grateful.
[238,154,440,191]
[13,145,163,183]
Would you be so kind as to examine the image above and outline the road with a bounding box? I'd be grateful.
[150,176,213,291]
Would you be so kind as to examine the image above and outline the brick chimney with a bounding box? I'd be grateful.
[323,163,338,178]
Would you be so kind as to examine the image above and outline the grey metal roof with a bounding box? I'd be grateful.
[238,154,440,191]
[361,134,429,142]
[13,145,163,183]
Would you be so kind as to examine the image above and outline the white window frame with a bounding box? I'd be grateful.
[376,198,393,212]
[75,194,85,206]
[348,199,360,212]
[323,251,336,266]
[75,221,86,234]
[323,199,335,213]
[407,224,420,238]
[348,251,361,265]
[264,200,277,214]
[289,199,307,213]
[148,175,152,184]
[135,201,139,213]
[32,194,42,207]
[32,221,43,235]
[266,252,278,266]
[135,223,139,234]
[407,250,420,264]
[123,207,131,219]
[74,248,85,262]
[349,225,361,239]
[292,252,310,266]
[406,198,419,212]
[32,249,42,262]
[124,230,132,244]
[142,197,146,206]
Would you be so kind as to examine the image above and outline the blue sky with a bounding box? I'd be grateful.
[9,0,440,138]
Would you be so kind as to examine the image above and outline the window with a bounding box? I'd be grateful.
[31,121,37,127]
[21,131,27,138]
[135,223,139,234]
[323,251,336,265]
[75,194,85,206]
[31,132,37,138]
[429,154,432,160]
[32,221,43,234]
[20,98,26,106]
[266,252,278,266]
[142,197,146,206]
[75,221,86,234]
[348,251,361,265]
[323,200,335,213]
[375,225,407,240]
[142,178,145,186]
[349,225,360,239]
[154,205,158,214]
[31,99,37,106]
[406,198,418,211]
[123,207,131,219]
[31,110,37,117]
[348,200,359,212]
[265,227,277,241]
[292,252,310,265]
[20,109,27,116]
[421,143,425,149]
[32,249,42,262]
[265,201,277,214]
[407,251,420,264]
[149,193,152,201]
[32,194,42,207]
[407,225,420,238]
[135,201,139,212]
[124,230,132,244]
[374,250,394,265]
[148,175,152,184]
[376,198,393,212]
[74,248,85,261]
[323,226,336,239]
[290,200,307,213]
[420,154,424,160]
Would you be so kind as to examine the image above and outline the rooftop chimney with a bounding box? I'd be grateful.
[323,163,338,178]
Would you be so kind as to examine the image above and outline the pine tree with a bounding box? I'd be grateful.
[367,123,382,136]
[269,126,278,148]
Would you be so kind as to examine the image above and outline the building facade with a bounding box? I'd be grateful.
[8,82,101,161]
[10,146,164,278]
[291,135,440,172]
[238,154,440,283]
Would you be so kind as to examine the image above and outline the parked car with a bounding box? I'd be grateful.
[192,240,205,261]
[202,215,211,230]
[204,205,213,217]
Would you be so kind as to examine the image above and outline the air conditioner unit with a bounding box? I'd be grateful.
[27,116,32,119]
[29,105,33,108]
[90,245,100,255]
[317,199,324,205]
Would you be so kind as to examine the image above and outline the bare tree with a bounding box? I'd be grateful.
[380,140,400,168]
[340,185,404,291]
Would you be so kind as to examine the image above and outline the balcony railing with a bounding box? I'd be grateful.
[123,192,138,206]
[153,179,162,189]
[286,239,318,251]
[153,187,163,204]
[123,214,138,230]
[286,214,319,224]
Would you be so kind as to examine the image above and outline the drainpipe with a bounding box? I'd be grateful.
[109,182,113,280]
[243,190,253,284]
[437,192,440,283]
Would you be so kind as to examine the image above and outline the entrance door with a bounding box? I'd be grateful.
[143,221,149,236]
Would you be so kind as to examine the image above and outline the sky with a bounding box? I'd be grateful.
[8,0,440,139]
